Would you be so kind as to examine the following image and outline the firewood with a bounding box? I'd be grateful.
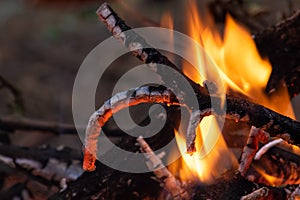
[239,126,270,176]
[85,2,300,169]
[254,11,300,97]
[54,3,300,200]
[83,86,181,171]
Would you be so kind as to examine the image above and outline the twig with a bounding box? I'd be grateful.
[245,139,300,186]
[239,126,270,176]
[240,187,270,200]
[0,116,81,135]
[136,136,190,200]
[83,85,182,171]
[186,109,212,154]
[289,185,300,200]
[239,126,300,186]
[96,2,207,100]
[254,138,284,160]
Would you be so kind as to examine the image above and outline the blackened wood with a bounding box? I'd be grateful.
[254,11,300,97]
[246,142,300,186]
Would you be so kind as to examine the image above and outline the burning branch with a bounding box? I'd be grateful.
[83,2,300,174]
[239,126,300,186]
[83,85,183,171]
[239,126,270,176]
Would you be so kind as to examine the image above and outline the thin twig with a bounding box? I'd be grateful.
[239,126,269,176]
[137,136,190,200]
[254,138,284,160]
[0,117,81,135]
[240,187,270,200]
[289,185,300,200]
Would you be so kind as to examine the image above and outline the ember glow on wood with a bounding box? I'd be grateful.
[83,86,182,171]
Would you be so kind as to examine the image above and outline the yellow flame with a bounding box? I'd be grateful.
[166,0,295,184]
[169,116,237,183]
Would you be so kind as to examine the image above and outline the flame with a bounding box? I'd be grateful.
[254,167,285,186]
[169,116,237,183]
[183,2,295,119]
[166,0,295,184]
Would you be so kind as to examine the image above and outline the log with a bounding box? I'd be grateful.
[254,11,300,97]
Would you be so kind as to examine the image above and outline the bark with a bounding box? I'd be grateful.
[254,11,300,97]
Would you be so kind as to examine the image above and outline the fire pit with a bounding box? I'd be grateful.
[55,2,300,200]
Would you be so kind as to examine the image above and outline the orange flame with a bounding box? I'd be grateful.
[169,116,237,183]
[183,4,295,119]
[166,0,295,184]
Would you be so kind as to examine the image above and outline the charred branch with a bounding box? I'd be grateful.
[239,126,270,176]
[238,126,300,186]
[0,117,80,135]
[83,85,182,171]
[254,11,300,97]
[245,139,300,186]
[83,3,300,172]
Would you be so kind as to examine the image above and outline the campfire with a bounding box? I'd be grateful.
[65,2,300,200]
